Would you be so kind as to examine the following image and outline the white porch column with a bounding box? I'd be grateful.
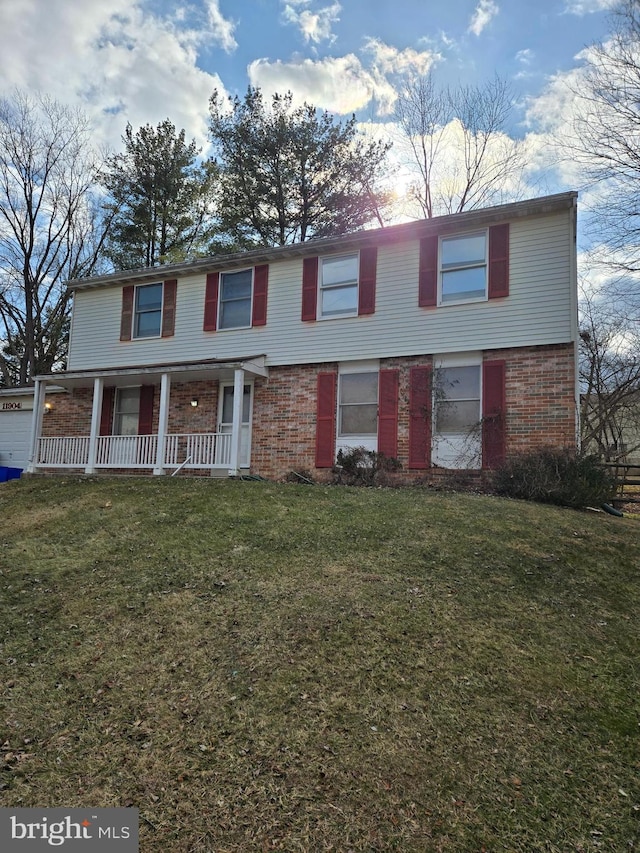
[26,379,46,473]
[85,377,104,474]
[228,368,245,477]
[154,373,171,475]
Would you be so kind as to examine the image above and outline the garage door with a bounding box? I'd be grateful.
[0,409,32,470]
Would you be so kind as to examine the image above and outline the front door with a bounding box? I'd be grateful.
[218,383,252,467]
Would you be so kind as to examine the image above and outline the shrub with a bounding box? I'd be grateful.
[492,448,617,509]
[333,446,402,487]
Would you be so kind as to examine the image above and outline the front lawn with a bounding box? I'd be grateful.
[1,477,638,851]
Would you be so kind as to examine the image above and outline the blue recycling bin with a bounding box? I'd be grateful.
[0,467,22,482]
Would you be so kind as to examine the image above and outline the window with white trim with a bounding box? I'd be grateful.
[432,362,482,469]
[339,371,378,436]
[434,366,481,434]
[440,232,487,304]
[219,269,252,329]
[134,283,162,338]
[320,254,358,318]
[113,387,140,436]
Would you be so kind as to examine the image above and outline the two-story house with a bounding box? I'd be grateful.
[26,192,579,480]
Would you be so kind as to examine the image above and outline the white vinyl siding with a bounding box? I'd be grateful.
[67,209,576,372]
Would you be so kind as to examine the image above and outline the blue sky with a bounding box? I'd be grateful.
[0,0,620,223]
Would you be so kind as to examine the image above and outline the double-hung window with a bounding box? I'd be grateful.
[338,371,378,437]
[219,269,252,329]
[440,232,487,304]
[320,254,358,318]
[113,387,140,436]
[433,363,482,468]
[134,283,162,338]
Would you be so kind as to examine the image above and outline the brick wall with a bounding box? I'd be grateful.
[485,343,577,456]
[37,342,576,480]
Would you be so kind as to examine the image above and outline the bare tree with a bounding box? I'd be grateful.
[579,288,640,461]
[394,72,527,218]
[0,91,109,386]
[568,1,640,290]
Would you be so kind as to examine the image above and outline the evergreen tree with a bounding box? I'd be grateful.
[101,120,216,269]
[208,87,391,248]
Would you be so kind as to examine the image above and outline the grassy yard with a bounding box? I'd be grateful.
[0,476,638,852]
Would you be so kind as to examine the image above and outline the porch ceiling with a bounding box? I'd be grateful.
[35,356,268,390]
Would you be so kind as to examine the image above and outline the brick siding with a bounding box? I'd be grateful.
[38,342,576,481]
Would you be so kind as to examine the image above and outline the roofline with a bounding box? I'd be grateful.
[68,191,578,292]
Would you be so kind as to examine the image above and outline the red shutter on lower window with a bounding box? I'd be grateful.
[120,286,134,341]
[358,247,377,315]
[138,385,155,435]
[409,365,432,469]
[100,387,115,436]
[315,372,336,468]
[302,257,318,322]
[418,236,438,307]
[488,223,509,299]
[482,360,506,468]
[161,279,177,337]
[252,264,269,326]
[203,272,219,332]
[378,370,399,458]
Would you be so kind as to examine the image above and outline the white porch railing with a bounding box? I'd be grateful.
[37,436,90,467]
[36,432,233,471]
[164,432,232,468]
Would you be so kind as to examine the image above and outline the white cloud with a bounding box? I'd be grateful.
[280,1,341,44]
[468,0,499,36]
[248,54,390,114]
[563,0,617,14]
[248,38,439,117]
[362,38,438,77]
[204,0,238,52]
[0,0,233,151]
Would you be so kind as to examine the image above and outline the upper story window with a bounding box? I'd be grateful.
[219,269,253,329]
[320,254,359,318]
[440,232,487,304]
[134,283,163,338]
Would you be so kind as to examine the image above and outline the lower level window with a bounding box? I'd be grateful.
[114,387,140,436]
[434,365,481,433]
[339,372,378,436]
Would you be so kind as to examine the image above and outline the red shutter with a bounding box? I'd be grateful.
[120,286,134,341]
[482,360,506,468]
[409,365,432,469]
[161,279,177,337]
[100,387,115,436]
[203,272,219,332]
[315,372,336,468]
[302,257,318,322]
[138,385,155,435]
[252,264,269,327]
[378,369,399,458]
[358,247,377,316]
[418,235,438,307]
[488,223,509,299]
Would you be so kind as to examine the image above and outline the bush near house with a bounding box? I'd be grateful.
[492,448,617,508]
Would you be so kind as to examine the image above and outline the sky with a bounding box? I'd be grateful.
[0,0,621,222]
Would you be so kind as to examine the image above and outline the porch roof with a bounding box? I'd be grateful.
[34,355,268,390]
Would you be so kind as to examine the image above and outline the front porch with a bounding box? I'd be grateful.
[27,356,268,477]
